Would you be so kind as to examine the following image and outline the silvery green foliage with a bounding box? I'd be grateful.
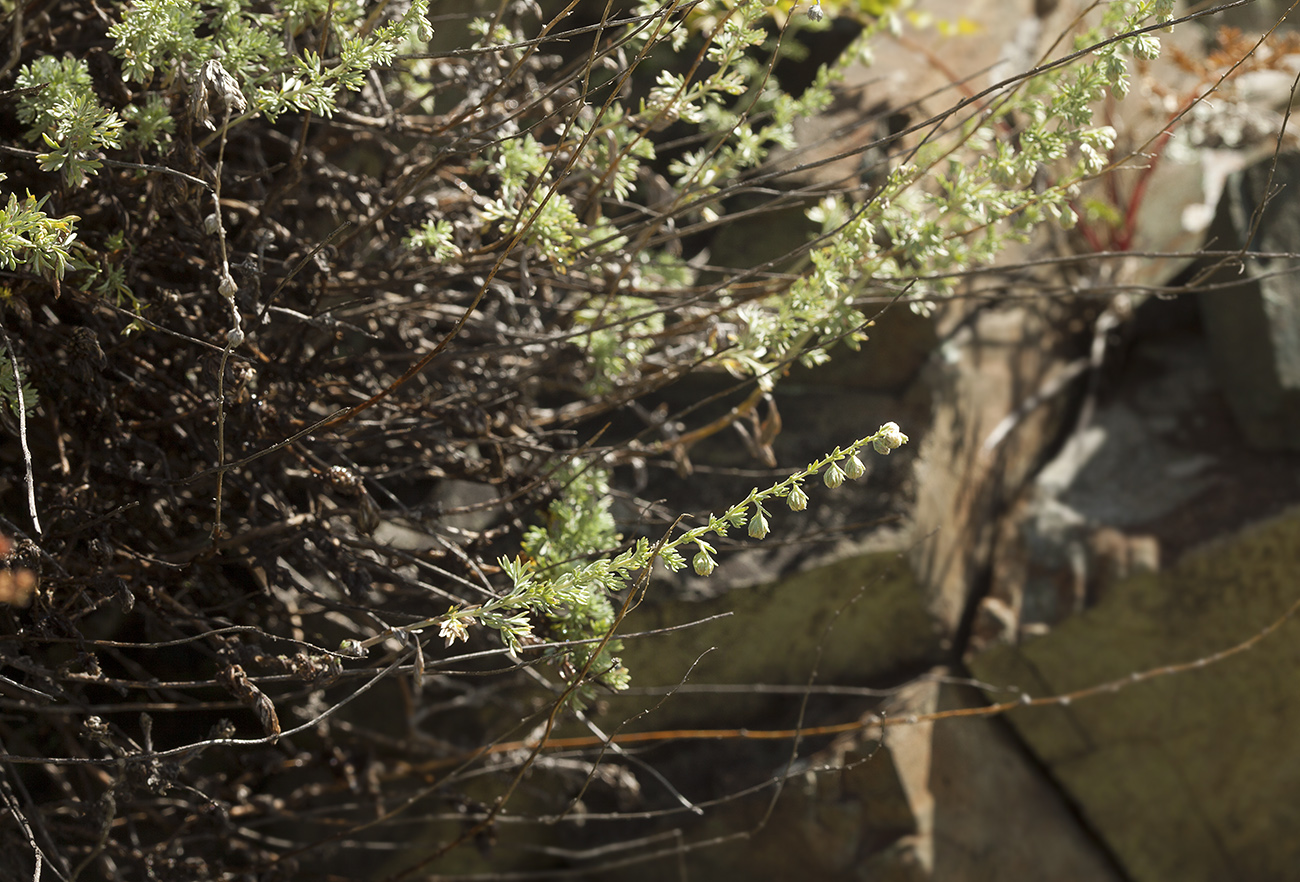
[404,220,462,263]
[420,0,1171,696]
[431,425,906,704]
[106,0,431,119]
[14,55,125,188]
[449,1,1174,398]
[16,0,429,161]
[737,0,1177,371]
[0,183,79,282]
[5,0,430,285]
[2,0,1169,349]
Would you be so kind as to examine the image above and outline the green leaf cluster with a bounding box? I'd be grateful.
[3,0,431,289]
[0,185,80,281]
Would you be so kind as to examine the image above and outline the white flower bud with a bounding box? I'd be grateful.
[807,2,824,21]
[872,422,909,455]
[218,272,237,300]
[787,485,808,512]
[844,454,866,480]
[226,327,244,347]
[823,462,845,489]
[693,551,716,576]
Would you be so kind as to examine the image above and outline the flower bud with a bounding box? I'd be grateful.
[748,510,769,540]
[807,2,824,21]
[823,462,845,489]
[787,484,808,512]
[693,550,716,576]
[844,454,866,480]
[872,422,909,455]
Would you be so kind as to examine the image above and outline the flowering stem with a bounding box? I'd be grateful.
[340,424,907,661]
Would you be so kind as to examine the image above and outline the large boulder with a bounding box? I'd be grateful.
[1198,152,1300,451]
[971,507,1300,882]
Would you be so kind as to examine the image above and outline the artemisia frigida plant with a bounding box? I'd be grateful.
[0,0,1177,876]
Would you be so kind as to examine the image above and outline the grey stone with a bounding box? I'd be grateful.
[910,301,1081,637]
[610,549,941,730]
[1198,151,1300,450]
[609,674,1123,882]
[970,508,1300,882]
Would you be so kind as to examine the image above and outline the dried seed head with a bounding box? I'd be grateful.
[193,59,247,130]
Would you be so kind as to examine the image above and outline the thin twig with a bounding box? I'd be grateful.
[0,321,39,534]
[0,774,42,882]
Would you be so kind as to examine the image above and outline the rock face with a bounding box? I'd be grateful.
[970,509,1300,882]
[1198,152,1300,451]
[611,549,942,730]
[886,680,1124,882]
[909,299,1081,638]
[604,272,1300,879]
[975,299,1220,648]
[949,277,1300,879]
[610,677,1126,882]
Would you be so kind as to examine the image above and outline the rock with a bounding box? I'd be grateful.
[910,300,1082,638]
[1198,151,1300,451]
[611,673,1121,882]
[609,549,942,730]
[883,678,1124,882]
[970,507,1300,882]
[976,301,1227,647]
